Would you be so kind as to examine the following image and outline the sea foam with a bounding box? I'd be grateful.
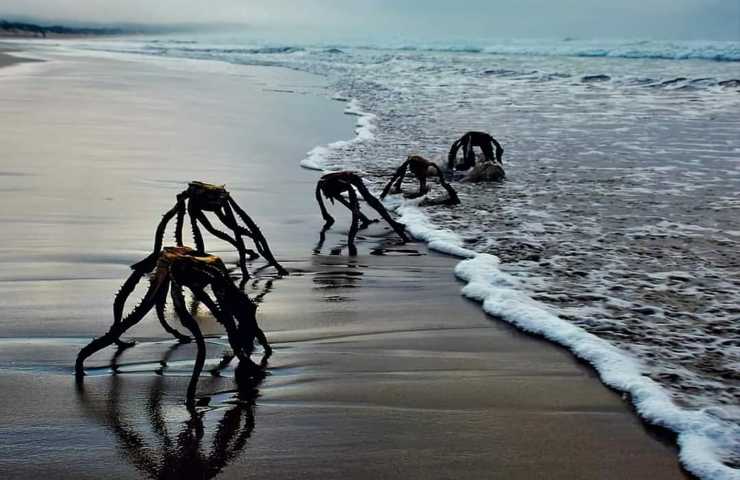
[300,98,377,171]
[393,202,740,480]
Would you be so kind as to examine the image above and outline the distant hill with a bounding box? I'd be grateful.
[0,19,129,37]
[0,18,248,38]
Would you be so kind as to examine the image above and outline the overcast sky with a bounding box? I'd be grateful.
[2,0,738,40]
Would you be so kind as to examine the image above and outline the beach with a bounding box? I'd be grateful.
[0,45,692,479]
[0,45,41,68]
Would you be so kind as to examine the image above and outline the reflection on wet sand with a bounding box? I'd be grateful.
[76,360,264,480]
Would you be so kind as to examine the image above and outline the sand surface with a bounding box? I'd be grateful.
[0,44,42,69]
[0,47,689,479]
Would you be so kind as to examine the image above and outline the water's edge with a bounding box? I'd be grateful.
[303,97,738,480]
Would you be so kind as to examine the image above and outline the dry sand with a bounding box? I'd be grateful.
[0,46,690,479]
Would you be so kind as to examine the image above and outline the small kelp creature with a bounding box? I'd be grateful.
[380,155,460,205]
[75,246,271,405]
[315,171,409,255]
[448,131,504,172]
[146,181,287,279]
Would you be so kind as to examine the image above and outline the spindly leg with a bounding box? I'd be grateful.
[210,352,235,376]
[432,165,460,205]
[155,342,187,375]
[380,162,409,199]
[154,281,191,343]
[491,137,504,163]
[314,226,327,254]
[174,195,187,246]
[352,178,410,242]
[346,186,361,256]
[187,202,205,252]
[195,211,240,248]
[195,210,250,280]
[226,199,288,276]
[215,284,267,371]
[190,288,245,362]
[76,279,161,376]
[334,194,376,228]
[462,136,476,169]
[418,174,428,197]
[214,208,259,259]
[230,232,251,280]
[405,174,428,199]
[393,165,408,194]
[170,283,206,405]
[112,268,147,349]
[480,140,495,162]
[155,203,180,254]
[315,181,335,228]
[226,288,264,358]
[448,139,463,170]
[129,202,180,272]
[255,327,272,358]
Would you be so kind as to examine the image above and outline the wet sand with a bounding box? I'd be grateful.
[0,50,40,69]
[0,47,689,479]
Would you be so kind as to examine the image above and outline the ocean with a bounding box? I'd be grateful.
[59,33,740,479]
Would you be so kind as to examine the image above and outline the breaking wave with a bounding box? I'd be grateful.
[391,39,740,62]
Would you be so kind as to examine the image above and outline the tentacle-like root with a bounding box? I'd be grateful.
[196,210,251,280]
[76,276,162,376]
[174,194,187,246]
[170,283,206,406]
[226,198,287,276]
[334,194,376,229]
[381,161,409,199]
[224,282,270,358]
[351,177,409,242]
[190,287,246,362]
[431,164,460,205]
[346,186,361,256]
[187,202,205,252]
[214,209,259,259]
[315,180,335,229]
[112,268,147,349]
[154,280,191,343]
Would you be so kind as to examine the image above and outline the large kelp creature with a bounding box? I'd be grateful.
[75,246,271,405]
[315,171,409,255]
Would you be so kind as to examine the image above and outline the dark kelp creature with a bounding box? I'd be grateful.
[146,181,287,279]
[315,171,409,255]
[380,155,460,205]
[448,131,504,171]
[75,246,271,405]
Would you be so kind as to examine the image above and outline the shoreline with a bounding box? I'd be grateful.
[0,47,43,68]
[0,46,691,478]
